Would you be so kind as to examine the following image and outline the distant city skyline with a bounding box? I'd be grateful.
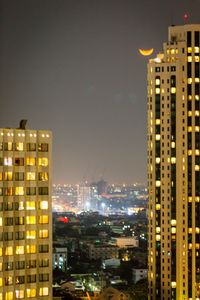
[0,0,200,183]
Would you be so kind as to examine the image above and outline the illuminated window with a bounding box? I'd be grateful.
[196,126,200,132]
[155,134,160,140]
[0,249,2,257]
[5,292,13,300]
[26,245,36,254]
[26,202,35,210]
[155,78,160,85]
[188,56,192,62]
[156,204,160,210]
[188,78,192,84]
[195,78,200,83]
[171,49,175,54]
[156,181,161,187]
[188,150,192,155]
[155,157,160,164]
[187,47,192,53]
[15,202,24,211]
[38,157,48,167]
[26,289,36,298]
[0,173,2,181]
[171,142,175,148]
[155,119,160,125]
[4,157,12,166]
[155,88,160,94]
[16,246,24,255]
[196,150,200,155]
[15,187,24,196]
[195,165,200,171]
[39,287,49,296]
[195,47,199,53]
[156,227,160,233]
[26,231,36,239]
[171,282,176,288]
[171,157,176,164]
[171,87,176,94]
[0,263,2,270]
[26,157,36,166]
[39,215,48,224]
[15,217,24,225]
[195,56,200,62]
[26,172,35,181]
[0,278,2,286]
[39,201,48,210]
[4,172,12,181]
[38,172,48,181]
[195,111,200,116]
[15,290,24,299]
[171,227,176,234]
[15,143,24,151]
[156,234,160,241]
[26,216,36,225]
[171,219,176,226]
[39,229,48,238]
[5,247,13,256]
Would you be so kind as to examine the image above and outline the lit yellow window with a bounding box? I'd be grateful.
[26,157,36,166]
[171,282,176,288]
[188,78,192,84]
[15,187,24,196]
[171,227,176,234]
[171,157,176,164]
[195,56,200,62]
[5,292,13,300]
[156,234,160,241]
[0,249,2,257]
[156,204,160,210]
[39,215,49,224]
[39,229,49,238]
[4,172,12,180]
[16,246,24,255]
[195,47,199,53]
[26,245,36,254]
[195,111,200,116]
[15,143,24,151]
[156,227,160,233]
[155,157,160,164]
[155,88,160,94]
[155,119,160,125]
[18,202,24,210]
[26,172,35,180]
[196,197,200,202]
[39,287,48,296]
[5,247,13,256]
[26,202,35,210]
[196,126,200,132]
[39,201,48,210]
[188,150,192,155]
[26,289,36,298]
[38,157,48,167]
[195,165,200,171]
[187,47,192,53]
[26,231,36,239]
[196,95,200,100]
[196,150,200,155]
[188,56,192,62]
[26,216,36,225]
[0,173,2,181]
[171,142,175,148]
[39,172,48,181]
[195,78,200,83]
[155,134,160,140]
[0,263,2,271]
[171,87,176,94]
[156,181,161,187]
[155,78,160,85]
[171,219,176,226]
[15,290,24,299]
[0,278,2,286]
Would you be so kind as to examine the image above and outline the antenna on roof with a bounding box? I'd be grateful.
[19,120,27,130]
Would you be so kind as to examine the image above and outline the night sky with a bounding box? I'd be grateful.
[0,0,200,184]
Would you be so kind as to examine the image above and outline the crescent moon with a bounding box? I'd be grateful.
[139,48,154,56]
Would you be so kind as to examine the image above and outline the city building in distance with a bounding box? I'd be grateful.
[148,24,200,300]
[0,121,52,299]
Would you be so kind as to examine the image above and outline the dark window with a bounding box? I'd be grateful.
[15,158,24,166]
[27,275,36,283]
[15,172,24,181]
[15,261,25,270]
[16,276,25,284]
[38,187,48,195]
[27,143,36,151]
[38,143,48,152]
[26,260,36,269]
[15,231,25,240]
[39,259,49,267]
[39,245,49,253]
[26,187,36,195]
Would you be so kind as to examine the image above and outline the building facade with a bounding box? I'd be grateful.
[0,125,52,299]
[148,25,200,299]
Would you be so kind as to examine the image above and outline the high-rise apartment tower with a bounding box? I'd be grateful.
[148,24,200,300]
[0,123,52,299]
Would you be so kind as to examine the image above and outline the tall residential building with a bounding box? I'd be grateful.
[148,25,200,300]
[0,123,52,299]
